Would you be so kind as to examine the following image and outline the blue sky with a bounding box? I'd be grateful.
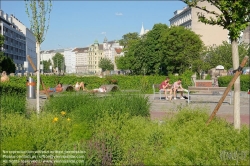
[1,1,187,51]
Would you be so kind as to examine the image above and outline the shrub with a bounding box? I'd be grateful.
[218,75,250,91]
[0,82,26,114]
[83,108,249,165]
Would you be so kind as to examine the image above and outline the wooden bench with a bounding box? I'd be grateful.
[187,86,232,104]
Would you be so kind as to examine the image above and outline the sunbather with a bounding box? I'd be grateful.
[91,86,107,93]
[75,82,85,91]
[42,83,63,93]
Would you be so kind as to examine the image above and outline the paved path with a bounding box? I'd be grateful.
[148,92,249,125]
[27,92,249,125]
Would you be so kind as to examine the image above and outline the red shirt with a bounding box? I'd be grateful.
[159,80,169,89]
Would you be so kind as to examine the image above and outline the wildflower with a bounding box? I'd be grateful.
[53,117,58,122]
[67,118,71,121]
[61,111,66,116]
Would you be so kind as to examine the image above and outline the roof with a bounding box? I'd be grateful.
[72,47,89,53]
[115,48,122,54]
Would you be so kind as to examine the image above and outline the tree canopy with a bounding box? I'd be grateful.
[117,23,204,75]
[52,53,64,72]
[99,57,114,71]
[202,41,249,71]
[0,34,15,73]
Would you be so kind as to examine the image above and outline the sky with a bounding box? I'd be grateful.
[1,0,187,51]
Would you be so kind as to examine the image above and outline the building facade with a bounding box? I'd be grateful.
[88,40,104,74]
[242,25,250,44]
[73,47,89,73]
[64,49,76,73]
[0,10,36,73]
[169,2,228,46]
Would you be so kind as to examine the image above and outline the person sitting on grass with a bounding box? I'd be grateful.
[75,82,85,91]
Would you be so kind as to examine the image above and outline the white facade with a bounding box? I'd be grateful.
[64,49,76,73]
[73,47,88,73]
[102,37,124,73]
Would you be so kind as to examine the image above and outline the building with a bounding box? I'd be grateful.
[64,49,76,73]
[103,37,124,74]
[0,10,36,73]
[139,23,150,37]
[88,40,104,74]
[242,25,250,44]
[73,47,89,73]
[169,2,228,46]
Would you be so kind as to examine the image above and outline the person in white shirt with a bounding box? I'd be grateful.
[75,82,85,91]
[172,78,185,100]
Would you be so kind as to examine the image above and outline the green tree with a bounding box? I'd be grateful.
[119,32,140,51]
[161,26,204,74]
[115,56,129,71]
[203,41,249,71]
[0,34,15,73]
[99,58,114,72]
[41,59,52,73]
[183,0,250,129]
[25,0,52,114]
[52,53,64,72]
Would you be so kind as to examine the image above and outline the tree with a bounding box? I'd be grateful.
[119,32,140,51]
[99,58,114,72]
[203,41,249,71]
[161,26,204,74]
[119,24,204,75]
[0,34,15,73]
[41,59,52,73]
[183,0,250,129]
[52,53,64,72]
[25,0,52,114]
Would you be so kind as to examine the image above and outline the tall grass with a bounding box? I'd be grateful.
[83,109,249,165]
[1,92,249,165]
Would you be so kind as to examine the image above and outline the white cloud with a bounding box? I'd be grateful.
[101,32,106,35]
[115,12,123,16]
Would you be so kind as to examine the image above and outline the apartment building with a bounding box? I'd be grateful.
[88,40,104,74]
[169,2,228,46]
[103,37,124,72]
[11,13,37,73]
[0,10,36,73]
[241,25,250,44]
[64,49,76,73]
[73,47,88,73]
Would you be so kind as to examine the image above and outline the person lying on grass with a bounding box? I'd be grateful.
[90,86,107,93]
[41,83,63,93]
[74,82,85,91]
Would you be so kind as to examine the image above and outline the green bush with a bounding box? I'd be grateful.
[218,75,250,91]
[0,82,26,114]
[8,73,194,94]
[83,108,249,165]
